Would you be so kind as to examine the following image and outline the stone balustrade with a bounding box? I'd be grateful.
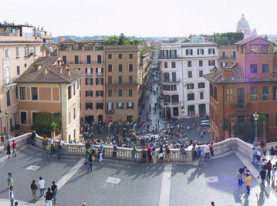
[3,133,257,163]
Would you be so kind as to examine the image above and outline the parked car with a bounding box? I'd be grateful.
[200,120,210,127]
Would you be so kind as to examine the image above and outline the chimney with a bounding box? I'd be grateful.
[64,69,71,76]
[33,64,42,71]
[223,69,233,78]
[42,68,48,75]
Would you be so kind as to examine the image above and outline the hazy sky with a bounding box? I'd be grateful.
[1,0,277,37]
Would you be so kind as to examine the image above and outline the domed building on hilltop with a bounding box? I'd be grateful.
[236,14,251,36]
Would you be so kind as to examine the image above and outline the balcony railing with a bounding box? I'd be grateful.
[231,102,250,111]
[106,109,115,114]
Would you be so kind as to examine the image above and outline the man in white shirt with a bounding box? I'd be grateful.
[204,144,210,160]
[38,177,45,198]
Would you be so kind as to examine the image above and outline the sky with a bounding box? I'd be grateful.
[1,0,277,37]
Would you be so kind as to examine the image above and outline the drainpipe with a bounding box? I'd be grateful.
[58,83,63,140]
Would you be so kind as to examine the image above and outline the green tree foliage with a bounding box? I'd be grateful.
[104,34,141,45]
[31,112,62,136]
[118,33,126,45]
[212,32,244,46]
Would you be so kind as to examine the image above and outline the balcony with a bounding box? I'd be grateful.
[218,55,236,60]
[162,80,180,85]
[160,100,181,107]
[106,81,138,86]
[231,102,250,111]
[106,109,115,114]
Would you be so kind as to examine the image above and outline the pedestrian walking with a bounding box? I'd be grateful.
[266,160,272,180]
[87,150,94,173]
[45,188,53,206]
[237,166,247,185]
[38,177,45,197]
[7,143,11,158]
[112,143,117,160]
[57,142,62,159]
[46,141,50,158]
[132,145,137,162]
[257,167,266,186]
[51,181,58,204]
[165,145,171,162]
[85,148,90,164]
[245,173,252,194]
[12,140,16,157]
[196,147,203,166]
[31,180,38,201]
[209,143,214,157]
[31,131,36,146]
[9,186,15,206]
[42,136,47,150]
[147,145,153,163]
[204,144,210,160]
[98,145,103,162]
[50,137,54,153]
[7,172,13,189]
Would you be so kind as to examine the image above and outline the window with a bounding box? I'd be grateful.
[4,47,9,58]
[188,71,192,78]
[171,62,176,68]
[187,93,194,101]
[171,95,179,102]
[237,88,244,103]
[85,78,93,85]
[187,83,194,89]
[199,70,203,77]
[129,76,133,83]
[129,89,132,96]
[86,103,93,110]
[237,115,245,123]
[68,86,72,99]
[250,64,257,73]
[172,72,176,82]
[85,68,92,76]
[108,54,112,59]
[119,64,123,72]
[16,47,19,57]
[226,88,233,102]
[200,92,204,100]
[163,73,169,82]
[96,78,104,85]
[75,55,79,64]
[21,111,27,124]
[250,87,257,101]
[107,102,113,112]
[108,89,112,97]
[63,56,67,64]
[118,54,123,59]
[97,55,102,63]
[129,64,133,72]
[119,76,122,84]
[19,87,26,100]
[129,54,133,59]
[31,87,38,100]
[86,91,93,97]
[171,85,177,91]
[197,49,204,55]
[108,76,112,84]
[186,49,193,55]
[199,60,203,67]
[208,60,215,66]
[117,102,124,109]
[127,102,134,109]
[222,51,226,58]
[262,86,269,101]
[163,85,170,90]
[232,51,236,58]
[118,89,122,97]
[24,46,29,56]
[33,47,36,55]
[7,90,11,106]
[273,87,277,100]
[17,66,20,75]
[164,62,168,68]
[108,64,113,72]
[96,103,104,110]
[198,82,205,89]
[87,55,91,64]
[96,91,104,97]
[262,64,269,73]
[208,48,215,55]
[127,116,133,123]
[164,95,170,102]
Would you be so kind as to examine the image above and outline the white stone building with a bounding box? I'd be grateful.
[159,36,217,119]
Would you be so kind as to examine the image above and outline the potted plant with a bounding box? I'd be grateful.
[50,122,57,139]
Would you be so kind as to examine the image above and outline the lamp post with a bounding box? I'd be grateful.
[253,112,259,147]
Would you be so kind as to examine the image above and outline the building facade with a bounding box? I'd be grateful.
[217,45,237,68]
[205,37,277,142]
[57,41,105,124]
[17,57,82,143]
[0,23,43,136]
[159,37,217,119]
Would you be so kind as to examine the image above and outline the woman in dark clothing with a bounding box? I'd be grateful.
[7,143,11,158]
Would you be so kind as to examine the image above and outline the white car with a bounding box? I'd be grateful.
[200,120,210,126]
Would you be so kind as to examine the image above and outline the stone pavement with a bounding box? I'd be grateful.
[1,146,277,206]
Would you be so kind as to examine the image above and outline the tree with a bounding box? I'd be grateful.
[118,33,126,45]
[212,32,244,46]
[31,112,62,136]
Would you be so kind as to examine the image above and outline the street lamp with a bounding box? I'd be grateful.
[253,112,259,147]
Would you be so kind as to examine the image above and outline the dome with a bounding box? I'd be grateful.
[237,14,250,29]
